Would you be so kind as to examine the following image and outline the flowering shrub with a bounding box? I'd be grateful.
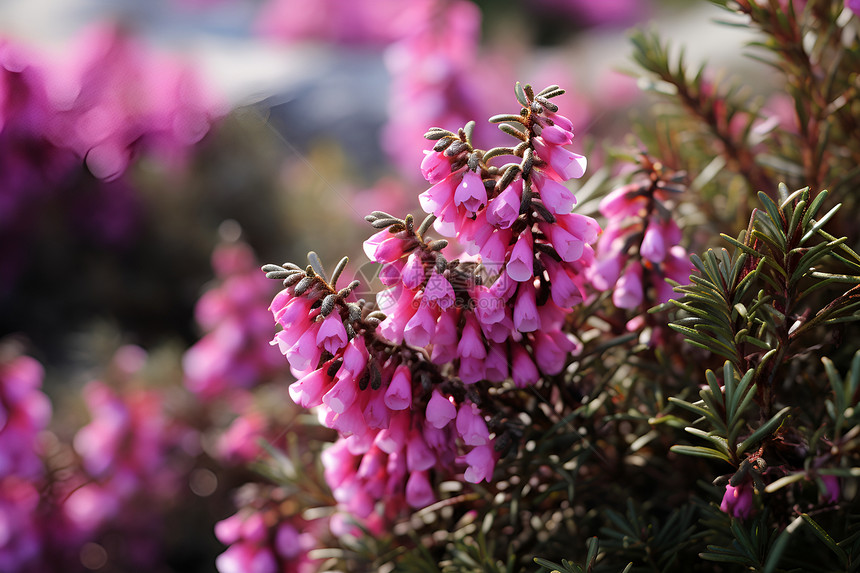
[3,0,860,572]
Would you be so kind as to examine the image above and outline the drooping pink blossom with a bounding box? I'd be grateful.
[720,483,754,519]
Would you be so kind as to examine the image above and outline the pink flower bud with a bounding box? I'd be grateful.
[424,269,455,310]
[426,390,456,429]
[404,298,438,348]
[406,430,435,472]
[458,356,485,384]
[720,483,754,519]
[472,285,505,326]
[480,229,512,268]
[384,365,413,411]
[543,224,585,263]
[419,173,457,215]
[506,228,534,282]
[286,321,322,372]
[463,444,495,483]
[543,257,583,308]
[431,308,459,364]
[456,402,489,446]
[457,314,487,360]
[539,123,573,145]
[533,172,576,214]
[363,388,391,430]
[533,138,587,182]
[420,150,452,183]
[317,312,348,355]
[486,180,522,229]
[533,331,570,375]
[453,170,487,214]
[511,345,539,388]
[322,371,357,414]
[375,410,410,454]
[513,284,540,333]
[405,470,435,508]
[363,229,407,263]
[640,218,667,263]
[401,251,426,290]
[613,263,643,309]
[484,343,509,382]
[288,367,330,408]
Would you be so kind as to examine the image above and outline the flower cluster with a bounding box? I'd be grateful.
[43,24,219,181]
[590,156,692,313]
[0,28,219,294]
[262,83,598,525]
[215,486,322,573]
[0,348,50,572]
[184,238,284,401]
[62,347,197,538]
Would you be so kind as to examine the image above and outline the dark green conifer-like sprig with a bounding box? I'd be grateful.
[669,185,860,410]
[710,0,860,197]
[629,28,774,201]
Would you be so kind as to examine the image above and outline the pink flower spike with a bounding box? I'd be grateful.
[317,313,348,355]
[426,390,457,429]
[533,172,576,214]
[513,284,541,333]
[614,263,643,309]
[421,150,452,183]
[533,138,587,182]
[405,470,435,508]
[453,170,487,214]
[404,299,437,348]
[720,483,754,519]
[511,344,539,388]
[486,180,522,229]
[463,444,495,483]
[456,402,489,446]
[384,365,412,411]
[506,229,534,282]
